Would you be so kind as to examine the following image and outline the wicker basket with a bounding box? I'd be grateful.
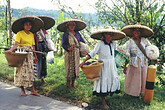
[81,60,103,81]
[5,52,28,67]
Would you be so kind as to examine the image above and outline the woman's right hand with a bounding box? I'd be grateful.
[5,42,18,54]
[5,49,12,54]
[79,62,85,68]
[79,56,90,68]
[68,46,73,51]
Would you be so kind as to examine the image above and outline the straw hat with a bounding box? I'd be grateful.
[37,15,55,30]
[91,26,126,40]
[12,16,44,34]
[121,24,154,37]
[57,19,86,32]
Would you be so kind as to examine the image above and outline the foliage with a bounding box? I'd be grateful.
[0,4,99,53]
[54,0,101,47]
[95,0,165,69]
[53,12,64,55]
[0,54,164,109]
[0,5,9,47]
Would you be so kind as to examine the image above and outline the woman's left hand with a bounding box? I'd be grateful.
[152,59,158,65]
[34,56,38,64]
[123,66,127,74]
[68,46,73,51]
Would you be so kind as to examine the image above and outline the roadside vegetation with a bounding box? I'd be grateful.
[0,54,164,110]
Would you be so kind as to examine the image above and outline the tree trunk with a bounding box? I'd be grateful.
[7,0,12,47]
[136,0,140,23]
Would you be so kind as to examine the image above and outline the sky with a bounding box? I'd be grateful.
[1,0,163,14]
[0,0,98,13]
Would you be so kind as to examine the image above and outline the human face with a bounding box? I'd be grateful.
[133,28,141,38]
[68,24,75,31]
[104,33,112,42]
[23,22,32,31]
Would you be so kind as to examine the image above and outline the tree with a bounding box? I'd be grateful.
[95,0,165,68]
[7,0,12,47]
[0,2,10,47]
[52,0,100,48]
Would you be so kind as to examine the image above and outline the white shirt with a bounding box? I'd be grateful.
[125,37,151,67]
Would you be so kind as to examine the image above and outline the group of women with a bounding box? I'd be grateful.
[6,15,157,109]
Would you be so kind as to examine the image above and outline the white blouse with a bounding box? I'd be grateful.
[125,38,151,67]
[89,40,120,93]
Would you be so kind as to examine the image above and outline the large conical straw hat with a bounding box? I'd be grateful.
[91,26,126,40]
[121,24,154,37]
[57,19,86,32]
[12,16,43,34]
[37,15,55,30]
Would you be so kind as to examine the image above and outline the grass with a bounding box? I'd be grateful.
[0,54,164,110]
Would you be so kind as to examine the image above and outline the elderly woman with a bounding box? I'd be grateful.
[6,16,43,96]
[80,27,126,109]
[121,24,154,97]
[57,19,86,89]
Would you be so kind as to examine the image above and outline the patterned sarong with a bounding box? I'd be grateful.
[14,46,34,88]
[34,41,47,79]
[64,47,80,81]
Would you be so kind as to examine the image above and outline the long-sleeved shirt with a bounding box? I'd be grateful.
[62,32,85,52]
[125,37,151,67]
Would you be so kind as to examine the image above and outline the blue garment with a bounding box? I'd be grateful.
[62,32,85,52]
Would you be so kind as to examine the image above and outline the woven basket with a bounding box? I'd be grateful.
[5,52,28,67]
[81,60,103,81]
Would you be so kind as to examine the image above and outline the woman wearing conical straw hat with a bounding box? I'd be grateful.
[80,26,126,109]
[121,24,155,97]
[34,15,55,83]
[57,19,86,89]
[6,16,44,96]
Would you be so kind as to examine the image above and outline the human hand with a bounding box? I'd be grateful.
[68,46,73,51]
[123,66,127,74]
[151,59,158,65]
[34,56,38,64]
[79,62,85,68]
[5,49,12,54]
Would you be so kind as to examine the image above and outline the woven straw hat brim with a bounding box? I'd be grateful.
[121,24,154,37]
[12,16,44,34]
[37,15,55,30]
[91,29,126,40]
[57,19,86,32]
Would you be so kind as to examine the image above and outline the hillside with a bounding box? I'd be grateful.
[1,6,99,26]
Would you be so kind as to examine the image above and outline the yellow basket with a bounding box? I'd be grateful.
[81,60,103,81]
[5,52,28,67]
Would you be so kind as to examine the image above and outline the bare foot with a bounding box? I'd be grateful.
[68,85,72,89]
[40,78,46,83]
[103,104,109,109]
[30,91,40,96]
[21,92,27,96]
[67,82,72,89]
[72,84,76,88]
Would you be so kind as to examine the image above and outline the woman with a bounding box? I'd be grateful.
[57,19,86,89]
[6,16,43,96]
[121,24,154,97]
[34,15,55,83]
[79,27,126,109]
